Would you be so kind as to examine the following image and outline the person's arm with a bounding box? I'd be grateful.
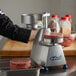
[0,12,38,43]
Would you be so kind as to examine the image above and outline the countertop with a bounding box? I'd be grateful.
[0,39,76,56]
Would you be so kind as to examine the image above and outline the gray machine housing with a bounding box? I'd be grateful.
[30,29,66,67]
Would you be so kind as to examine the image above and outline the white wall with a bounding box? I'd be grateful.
[0,0,76,26]
[0,0,61,26]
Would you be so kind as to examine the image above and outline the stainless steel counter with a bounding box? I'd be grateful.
[0,56,76,76]
[40,68,76,76]
[0,67,76,76]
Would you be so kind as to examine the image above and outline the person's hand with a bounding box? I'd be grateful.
[29,30,39,41]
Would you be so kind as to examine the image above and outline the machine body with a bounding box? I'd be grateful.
[30,13,67,70]
[30,30,66,67]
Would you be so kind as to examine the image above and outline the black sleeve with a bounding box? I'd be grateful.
[0,14,31,43]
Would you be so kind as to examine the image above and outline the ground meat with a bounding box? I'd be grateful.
[10,58,31,70]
